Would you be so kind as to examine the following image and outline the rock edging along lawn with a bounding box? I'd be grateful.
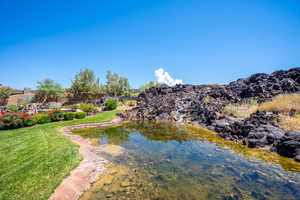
[49,119,122,200]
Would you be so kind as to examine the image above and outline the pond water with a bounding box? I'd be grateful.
[73,121,300,200]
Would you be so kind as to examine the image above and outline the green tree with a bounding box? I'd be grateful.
[105,70,130,96]
[0,87,11,106]
[70,68,102,102]
[36,79,64,103]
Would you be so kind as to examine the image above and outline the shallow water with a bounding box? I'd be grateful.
[73,121,300,200]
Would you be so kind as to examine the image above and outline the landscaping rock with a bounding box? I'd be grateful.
[122,67,300,161]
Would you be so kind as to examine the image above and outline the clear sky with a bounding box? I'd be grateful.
[0,0,299,89]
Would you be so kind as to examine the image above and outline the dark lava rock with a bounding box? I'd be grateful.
[295,154,300,162]
[275,131,300,159]
[122,67,300,161]
[213,111,281,146]
[244,125,284,148]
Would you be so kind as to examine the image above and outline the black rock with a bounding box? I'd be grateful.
[122,67,300,161]
[275,131,300,158]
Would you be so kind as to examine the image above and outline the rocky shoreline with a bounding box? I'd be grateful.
[49,118,122,200]
[122,67,300,162]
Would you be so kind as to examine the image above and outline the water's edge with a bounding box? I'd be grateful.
[51,119,300,200]
[49,122,119,200]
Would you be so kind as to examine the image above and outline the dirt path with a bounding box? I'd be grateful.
[49,118,122,200]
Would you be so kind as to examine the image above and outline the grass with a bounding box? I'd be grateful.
[258,94,300,113]
[222,94,300,131]
[222,103,258,118]
[258,94,300,131]
[0,110,122,200]
[279,115,300,131]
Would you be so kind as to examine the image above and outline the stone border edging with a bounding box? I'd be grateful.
[49,119,121,200]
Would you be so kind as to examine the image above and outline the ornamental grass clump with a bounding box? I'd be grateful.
[125,100,137,106]
[80,103,97,113]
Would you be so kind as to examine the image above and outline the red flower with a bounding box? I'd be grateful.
[23,113,30,118]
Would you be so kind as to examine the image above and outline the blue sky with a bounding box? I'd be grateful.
[0,0,300,89]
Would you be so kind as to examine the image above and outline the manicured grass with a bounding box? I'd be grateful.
[0,110,122,200]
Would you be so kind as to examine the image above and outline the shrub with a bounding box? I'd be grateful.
[104,98,118,110]
[22,116,36,127]
[64,104,79,112]
[0,120,4,130]
[49,110,65,121]
[125,100,137,106]
[80,103,97,113]
[75,112,86,119]
[64,112,76,120]
[33,113,51,124]
[0,112,34,129]
[5,105,19,112]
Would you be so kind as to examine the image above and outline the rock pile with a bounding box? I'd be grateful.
[0,103,52,114]
[227,67,300,102]
[123,67,300,161]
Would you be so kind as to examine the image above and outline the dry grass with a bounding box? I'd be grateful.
[222,94,300,130]
[222,103,258,118]
[279,115,300,131]
[258,94,300,131]
[258,94,300,113]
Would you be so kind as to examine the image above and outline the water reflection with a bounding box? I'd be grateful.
[73,121,300,200]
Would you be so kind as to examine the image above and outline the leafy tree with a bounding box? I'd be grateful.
[0,87,11,106]
[105,70,130,96]
[69,68,102,102]
[36,79,64,103]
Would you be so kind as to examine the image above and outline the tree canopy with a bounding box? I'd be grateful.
[105,70,130,97]
[36,79,64,103]
[69,68,102,102]
[0,87,11,106]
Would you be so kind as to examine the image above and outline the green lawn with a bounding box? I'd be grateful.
[0,110,122,200]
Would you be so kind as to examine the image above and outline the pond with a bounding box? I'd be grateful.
[73,121,300,200]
